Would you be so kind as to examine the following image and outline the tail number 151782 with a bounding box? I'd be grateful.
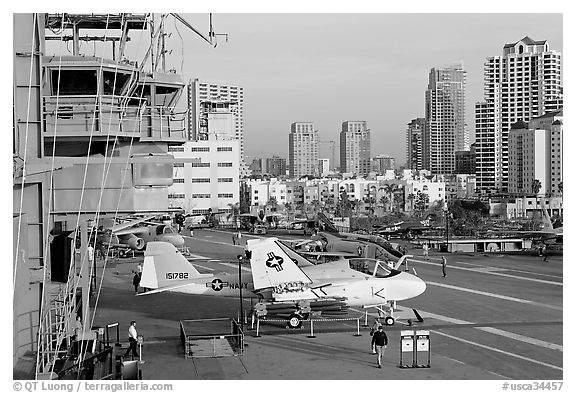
[166,272,189,280]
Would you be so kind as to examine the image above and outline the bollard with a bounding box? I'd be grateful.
[308,320,316,338]
[137,335,145,364]
[255,318,261,338]
[354,318,361,336]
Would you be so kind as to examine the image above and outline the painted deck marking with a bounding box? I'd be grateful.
[433,330,562,371]
[426,281,562,311]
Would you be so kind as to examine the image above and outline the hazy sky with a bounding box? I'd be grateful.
[44,12,563,166]
[157,13,562,166]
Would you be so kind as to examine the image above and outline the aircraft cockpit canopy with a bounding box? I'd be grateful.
[348,258,396,278]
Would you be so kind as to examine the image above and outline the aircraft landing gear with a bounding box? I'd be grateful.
[287,313,303,329]
[384,316,395,326]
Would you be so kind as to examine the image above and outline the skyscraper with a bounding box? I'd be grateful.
[424,65,468,175]
[475,36,562,193]
[406,118,425,170]
[289,122,319,178]
[340,121,371,176]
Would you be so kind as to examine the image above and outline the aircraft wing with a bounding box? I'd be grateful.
[111,215,157,233]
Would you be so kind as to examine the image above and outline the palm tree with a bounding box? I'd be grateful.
[531,179,542,195]
[407,193,416,213]
[382,184,400,212]
[378,195,389,216]
[226,202,240,229]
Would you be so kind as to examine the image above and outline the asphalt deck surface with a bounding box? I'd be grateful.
[91,228,563,380]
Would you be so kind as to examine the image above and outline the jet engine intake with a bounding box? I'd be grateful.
[123,234,145,250]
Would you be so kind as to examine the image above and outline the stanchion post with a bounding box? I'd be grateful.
[308,320,316,338]
[354,318,361,336]
[255,318,261,338]
[362,310,368,327]
[137,335,145,364]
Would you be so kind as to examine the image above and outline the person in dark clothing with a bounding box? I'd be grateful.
[441,256,447,277]
[371,325,388,368]
[132,271,141,294]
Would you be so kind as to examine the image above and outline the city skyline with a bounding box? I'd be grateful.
[37,12,564,167]
[139,13,562,166]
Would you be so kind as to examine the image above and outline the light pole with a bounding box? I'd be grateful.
[237,254,244,330]
[444,207,451,252]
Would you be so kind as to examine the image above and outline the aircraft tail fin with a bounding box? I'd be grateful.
[140,242,211,289]
[246,237,313,291]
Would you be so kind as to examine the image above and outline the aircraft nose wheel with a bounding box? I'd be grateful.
[384,316,395,326]
[287,314,303,329]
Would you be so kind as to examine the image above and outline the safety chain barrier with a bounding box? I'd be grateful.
[252,317,363,338]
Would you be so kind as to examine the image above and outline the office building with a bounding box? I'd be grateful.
[340,121,371,175]
[475,36,562,193]
[289,122,319,178]
[424,65,468,174]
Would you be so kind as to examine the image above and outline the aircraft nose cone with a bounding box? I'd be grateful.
[388,272,427,300]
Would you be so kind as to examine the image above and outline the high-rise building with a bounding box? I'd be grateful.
[424,65,468,174]
[372,155,396,174]
[406,118,425,170]
[455,144,476,174]
[475,36,562,193]
[289,122,319,178]
[340,121,371,175]
[318,158,330,177]
[189,79,247,175]
[265,155,287,177]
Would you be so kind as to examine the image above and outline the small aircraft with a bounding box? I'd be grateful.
[139,239,426,328]
[97,215,185,253]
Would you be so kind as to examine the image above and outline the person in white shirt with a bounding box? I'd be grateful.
[87,244,94,263]
[124,320,139,359]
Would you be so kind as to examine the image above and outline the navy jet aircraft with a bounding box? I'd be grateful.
[139,239,426,327]
[97,215,185,254]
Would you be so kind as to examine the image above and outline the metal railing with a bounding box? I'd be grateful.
[43,95,187,141]
[35,272,78,378]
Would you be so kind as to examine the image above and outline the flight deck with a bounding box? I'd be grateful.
[91,228,563,380]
